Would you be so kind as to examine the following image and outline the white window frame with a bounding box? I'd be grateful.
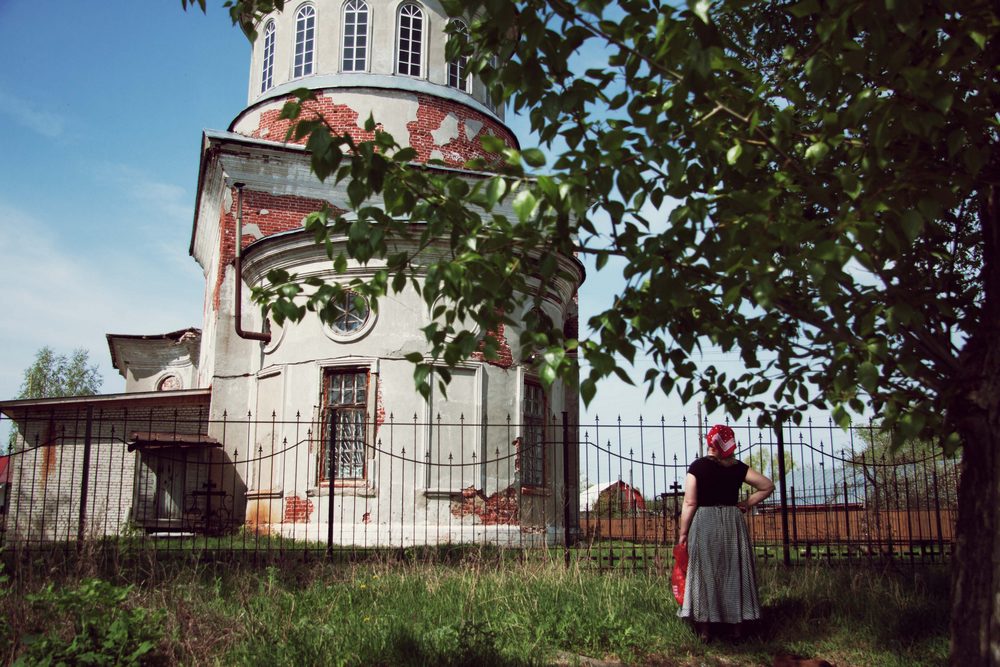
[396,3,424,78]
[341,0,370,73]
[447,19,470,92]
[485,54,500,113]
[261,20,276,92]
[293,4,317,79]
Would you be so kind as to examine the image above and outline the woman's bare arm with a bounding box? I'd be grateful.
[739,468,775,511]
[678,472,698,545]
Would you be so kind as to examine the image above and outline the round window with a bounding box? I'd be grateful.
[157,375,182,391]
[322,291,376,341]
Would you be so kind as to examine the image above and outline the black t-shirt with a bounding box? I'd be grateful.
[687,457,749,506]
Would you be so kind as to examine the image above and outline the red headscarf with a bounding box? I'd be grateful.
[706,424,737,458]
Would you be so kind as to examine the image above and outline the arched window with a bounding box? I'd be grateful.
[485,54,500,113]
[396,3,424,77]
[447,20,469,92]
[260,20,276,92]
[342,0,369,72]
[293,4,316,78]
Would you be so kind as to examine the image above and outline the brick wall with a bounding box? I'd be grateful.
[240,91,516,168]
[212,189,339,312]
[4,404,211,543]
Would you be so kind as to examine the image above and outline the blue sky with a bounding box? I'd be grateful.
[0,0,746,430]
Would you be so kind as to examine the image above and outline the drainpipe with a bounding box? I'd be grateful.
[233,182,271,343]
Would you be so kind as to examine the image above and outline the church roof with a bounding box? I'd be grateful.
[106,328,201,376]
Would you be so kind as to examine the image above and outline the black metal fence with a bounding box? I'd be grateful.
[0,407,959,568]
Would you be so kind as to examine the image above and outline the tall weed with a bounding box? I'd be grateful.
[14,578,163,666]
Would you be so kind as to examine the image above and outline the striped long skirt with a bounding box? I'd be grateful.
[677,505,761,623]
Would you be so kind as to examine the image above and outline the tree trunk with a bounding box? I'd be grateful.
[949,400,1000,665]
[949,180,1000,665]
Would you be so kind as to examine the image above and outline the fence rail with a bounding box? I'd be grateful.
[0,407,959,569]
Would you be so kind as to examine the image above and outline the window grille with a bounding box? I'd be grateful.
[321,369,369,481]
[522,382,546,486]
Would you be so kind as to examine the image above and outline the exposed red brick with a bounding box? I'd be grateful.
[236,91,517,168]
[282,495,314,524]
[451,485,519,525]
[212,188,342,312]
[472,322,514,369]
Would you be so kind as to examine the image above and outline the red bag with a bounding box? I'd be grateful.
[671,542,688,605]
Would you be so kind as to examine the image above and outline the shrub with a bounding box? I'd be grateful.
[15,578,163,666]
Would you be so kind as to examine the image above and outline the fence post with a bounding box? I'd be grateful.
[77,405,94,550]
[775,414,791,566]
[562,412,571,569]
[326,411,336,559]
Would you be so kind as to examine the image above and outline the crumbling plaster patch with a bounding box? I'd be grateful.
[327,90,419,148]
[431,113,461,146]
[463,119,483,142]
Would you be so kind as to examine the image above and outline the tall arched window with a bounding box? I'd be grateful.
[485,54,500,113]
[261,20,276,92]
[396,3,424,77]
[293,4,316,78]
[447,20,469,92]
[342,0,369,72]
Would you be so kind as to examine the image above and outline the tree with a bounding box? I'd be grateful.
[746,449,795,485]
[192,0,996,660]
[14,347,102,400]
[7,347,102,451]
[849,424,960,512]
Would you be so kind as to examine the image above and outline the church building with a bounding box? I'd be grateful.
[0,0,583,548]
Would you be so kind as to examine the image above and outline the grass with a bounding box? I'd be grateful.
[0,552,950,666]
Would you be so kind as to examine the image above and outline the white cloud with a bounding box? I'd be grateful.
[0,200,203,402]
[0,88,66,138]
[92,162,192,226]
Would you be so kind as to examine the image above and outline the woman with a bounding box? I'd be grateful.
[677,424,775,641]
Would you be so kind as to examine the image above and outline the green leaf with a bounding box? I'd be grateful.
[521,148,546,168]
[857,361,878,392]
[789,0,820,18]
[581,379,597,405]
[900,210,923,242]
[512,189,538,222]
[691,0,712,23]
[805,141,829,161]
[347,180,367,208]
[726,142,743,165]
[486,176,507,208]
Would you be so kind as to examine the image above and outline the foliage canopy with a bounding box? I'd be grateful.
[205,0,994,454]
[13,347,102,402]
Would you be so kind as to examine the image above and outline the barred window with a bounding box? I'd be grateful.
[396,3,423,77]
[261,20,276,92]
[293,4,316,78]
[342,0,369,72]
[522,381,546,487]
[321,369,369,482]
[447,20,469,92]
